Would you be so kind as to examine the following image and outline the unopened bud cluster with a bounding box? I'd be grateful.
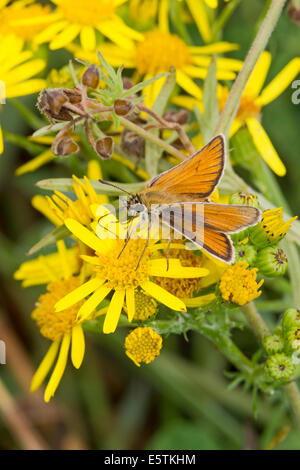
[229,193,289,277]
[263,308,300,381]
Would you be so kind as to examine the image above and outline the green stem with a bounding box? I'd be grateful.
[119,116,187,162]
[212,0,242,40]
[242,302,271,341]
[284,382,300,428]
[214,0,287,139]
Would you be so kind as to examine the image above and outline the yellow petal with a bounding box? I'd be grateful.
[158,0,169,33]
[65,218,107,253]
[256,58,300,106]
[71,324,85,369]
[44,333,71,402]
[172,95,200,112]
[229,118,243,137]
[183,293,216,307]
[55,278,104,312]
[140,281,186,312]
[34,20,68,45]
[205,0,217,7]
[31,194,62,226]
[15,149,55,176]
[80,25,96,51]
[186,0,212,43]
[103,290,125,334]
[6,79,46,98]
[189,42,239,54]
[192,56,243,71]
[246,117,286,177]
[4,60,46,86]
[50,24,81,50]
[30,341,60,392]
[149,259,209,278]
[77,284,111,321]
[97,20,135,51]
[244,51,271,99]
[176,69,203,100]
[126,288,135,322]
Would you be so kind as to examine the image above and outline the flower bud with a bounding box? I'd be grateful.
[54,137,79,156]
[113,99,134,116]
[287,1,300,26]
[249,208,297,249]
[234,242,257,265]
[121,129,145,159]
[265,353,295,381]
[263,334,284,355]
[95,136,114,160]
[82,65,100,89]
[256,246,288,277]
[230,192,260,209]
[287,326,300,350]
[282,308,300,332]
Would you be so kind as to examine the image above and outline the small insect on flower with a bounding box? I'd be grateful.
[101,135,261,265]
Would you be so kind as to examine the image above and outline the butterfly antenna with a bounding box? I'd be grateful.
[98,179,132,197]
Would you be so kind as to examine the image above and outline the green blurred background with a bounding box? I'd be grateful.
[0,0,300,450]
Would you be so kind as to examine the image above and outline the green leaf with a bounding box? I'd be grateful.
[121,72,169,98]
[97,51,117,81]
[36,178,145,194]
[145,68,176,177]
[203,56,219,139]
[32,122,66,138]
[28,225,70,256]
[3,130,45,155]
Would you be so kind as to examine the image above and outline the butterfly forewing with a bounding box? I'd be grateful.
[142,134,225,203]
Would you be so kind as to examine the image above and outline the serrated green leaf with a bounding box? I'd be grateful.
[97,51,117,81]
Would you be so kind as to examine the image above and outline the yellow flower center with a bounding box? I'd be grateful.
[219,262,263,306]
[219,88,261,122]
[154,249,202,298]
[133,290,157,321]
[136,30,191,75]
[59,0,116,26]
[32,277,83,342]
[0,3,51,39]
[125,327,162,366]
[95,239,150,290]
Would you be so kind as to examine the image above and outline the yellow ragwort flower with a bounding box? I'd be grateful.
[125,326,162,366]
[219,261,264,306]
[174,51,300,176]
[0,0,54,42]
[67,1,241,107]
[54,205,210,334]
[0,34,46,154]
[27,240,88,402]
[33,0,143,52]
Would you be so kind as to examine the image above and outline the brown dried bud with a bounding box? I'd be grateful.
[95,136,114,160]
[121,129,145,159]
[54,137,79,156]
[37,88,73,122]
[64,88,82,104]
[82,65,100,89]
[163,109,190,125]
[287,1,300,25]
[114,99,134,116]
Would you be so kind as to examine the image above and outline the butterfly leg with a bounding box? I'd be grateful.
[117,217,135,259]
[135,222,150,271]
[166,238,172,272]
